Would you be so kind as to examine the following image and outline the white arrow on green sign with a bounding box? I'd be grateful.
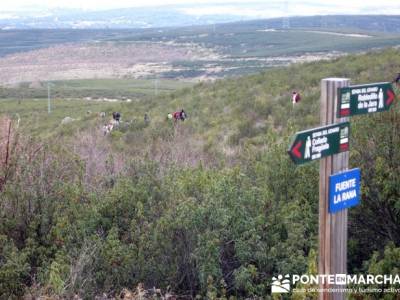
[337,82,396,117]
[288,122,350,165]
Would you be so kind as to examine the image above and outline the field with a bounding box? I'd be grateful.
[1,78,193,99]
[0,42,218,85]
[1,15,400,86]
[1,98,114,136]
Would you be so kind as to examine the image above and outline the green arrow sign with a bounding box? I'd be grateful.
[288,122,350,165]
[338,82,396,117]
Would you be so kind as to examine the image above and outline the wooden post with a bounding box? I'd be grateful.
[319,78,350,300]
[48,82,51,114]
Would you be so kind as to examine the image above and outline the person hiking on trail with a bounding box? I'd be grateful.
[292,91,301,106]
[180,109,187,121]
[112,112,121,122]
[144,113,150,124]
[171,109,187,122]
[102,122,113,135]
[392,73,400,86]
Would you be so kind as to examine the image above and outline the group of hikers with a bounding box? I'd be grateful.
[101,72,400,135]
[102,112,121,135]
[102,109,187,135]
[167,109,187,122]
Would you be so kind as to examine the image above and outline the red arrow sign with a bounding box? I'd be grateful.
[291,141,302,159]
[288,122,350,165]
[386,89,395,106]
[338,82,395,117]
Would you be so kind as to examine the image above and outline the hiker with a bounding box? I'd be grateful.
[102,123,113,135]
[112,112,121,122]
[172,109,187,122]
[180,109,187,121]
[392,73,400,86]
[144,113,150,124]
[292,91,301,106]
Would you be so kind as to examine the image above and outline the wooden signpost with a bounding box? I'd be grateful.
[319,78,350,300]
[287,78,396,299]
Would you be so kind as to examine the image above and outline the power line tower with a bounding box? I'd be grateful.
[282,0,290,29]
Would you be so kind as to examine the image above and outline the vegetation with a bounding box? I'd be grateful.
[0,47,399,298]
[0,78,193,100]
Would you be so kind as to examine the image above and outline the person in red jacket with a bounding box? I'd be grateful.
[172,109,187,122]
[292,91,301,106]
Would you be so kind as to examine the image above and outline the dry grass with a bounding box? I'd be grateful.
[0,42,220,85]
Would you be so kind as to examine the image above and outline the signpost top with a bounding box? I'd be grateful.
[322,78,350,82]
[340,81,388,88]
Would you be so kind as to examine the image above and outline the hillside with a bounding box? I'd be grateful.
[0,48,400,298]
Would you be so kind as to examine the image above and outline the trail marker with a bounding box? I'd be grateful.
[337,82,395,117]
[288,122,350,165]
[329,168,361,214]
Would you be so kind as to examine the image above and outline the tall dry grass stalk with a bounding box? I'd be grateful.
[0,117,16,191]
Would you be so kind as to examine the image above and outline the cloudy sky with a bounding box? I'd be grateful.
[1,0,399,17]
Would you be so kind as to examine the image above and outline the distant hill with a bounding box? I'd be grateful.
[1,15,400,57]
[0,6,245,30]
[240,15,400,33]
[1,8,400,32]
[1,15,400,84]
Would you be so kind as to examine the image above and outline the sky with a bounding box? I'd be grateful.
[1,0,400,16]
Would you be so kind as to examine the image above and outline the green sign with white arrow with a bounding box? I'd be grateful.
[337,82,396,118]
[288,122,350,165]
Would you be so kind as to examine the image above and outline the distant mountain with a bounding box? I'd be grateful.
[240,15,400,33]
[0,6,253,30]
[1,3,400,31]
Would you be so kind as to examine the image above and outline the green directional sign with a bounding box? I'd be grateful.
[337,82,396,118]
[288,122,350,165]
